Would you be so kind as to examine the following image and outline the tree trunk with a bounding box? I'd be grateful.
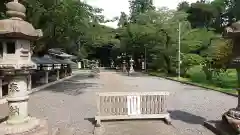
[203,66,212,81]
[163,54,171,74]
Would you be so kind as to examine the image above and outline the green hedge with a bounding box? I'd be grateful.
[212,69,237,88]
[186,66,237,88]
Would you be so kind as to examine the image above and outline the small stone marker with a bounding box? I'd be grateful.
[52,128,74,135]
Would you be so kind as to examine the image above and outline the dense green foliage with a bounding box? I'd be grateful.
[115,0,239,89]
[0,0,118,58]
[1,0,240,89]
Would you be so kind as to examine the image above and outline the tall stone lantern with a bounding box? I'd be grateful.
[214,21,240,134]
[129,57,135,73]
[0,0,47,134]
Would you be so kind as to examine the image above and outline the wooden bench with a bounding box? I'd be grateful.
[95,92,171,126]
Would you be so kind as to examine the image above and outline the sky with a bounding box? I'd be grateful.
[85,0,199,28]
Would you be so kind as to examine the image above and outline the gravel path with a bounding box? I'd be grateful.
[0,70,237,135]
[29,73,102,135]
[97,71,237,135]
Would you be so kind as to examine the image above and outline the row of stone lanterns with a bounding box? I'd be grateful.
[121,57,135,75]
[32,56,70,85]
[116,54,145,72]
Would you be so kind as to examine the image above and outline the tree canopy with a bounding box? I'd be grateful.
[0,0,239,79]
[113,0,238,79]
[0,0,118,59]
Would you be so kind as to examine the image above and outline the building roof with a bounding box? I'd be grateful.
[50,57,69,64]
[31,57,55,64]
[31,55,76,65]
[48,48,76,59]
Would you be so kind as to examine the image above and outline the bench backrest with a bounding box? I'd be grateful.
[96,92,169,116]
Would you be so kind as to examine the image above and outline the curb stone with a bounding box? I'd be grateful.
[149,74,237,97]
[0,71,89,105]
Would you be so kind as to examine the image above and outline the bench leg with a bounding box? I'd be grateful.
[164,115,171,125]
[96,119,101,127]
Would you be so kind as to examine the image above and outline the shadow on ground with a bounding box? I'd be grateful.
[84,117,96,125]
[204,119,238,135]
[84,117,170,126]
[0,116,7,123]
[169,110,206,124]
[34,74,99,96]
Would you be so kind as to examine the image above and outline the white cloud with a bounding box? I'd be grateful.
[85,0,200,28]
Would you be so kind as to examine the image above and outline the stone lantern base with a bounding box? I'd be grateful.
[204,109,240,135]
[129,67,134,74]
[222,109,240,133]
[0,117,48,135]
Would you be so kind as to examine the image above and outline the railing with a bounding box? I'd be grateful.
[95,92,171,126]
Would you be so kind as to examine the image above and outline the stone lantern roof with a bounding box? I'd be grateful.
[223,21,240,38]
[0,0,42,40]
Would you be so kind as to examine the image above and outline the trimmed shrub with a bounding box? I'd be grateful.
[186,65,207,83]
[212,69,237,88]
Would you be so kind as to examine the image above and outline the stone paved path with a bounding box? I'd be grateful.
[0,70,237,135]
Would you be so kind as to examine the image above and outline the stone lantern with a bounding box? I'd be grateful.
[0,0,47,134]
[205,21,240,134]
[129,57,135,73]
[54,63,61,80]
[110,60,114,68]
[96,60,99,68]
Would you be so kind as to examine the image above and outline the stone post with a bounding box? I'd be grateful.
[64,69,67,77]
[0,77,2,99]
[78,62,81,69]
[45,71,49,84]
[56,70,60,80]
[27,74,31,91]
[122,60,126,72]
[142,61,145,70]
[96,61,99,68]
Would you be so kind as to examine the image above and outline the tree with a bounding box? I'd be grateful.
[177,1,190,11]
[118,12,128,28]
[187,2,219,28]
[18,0,117,59]
[0,0,7,19]
[129,0,155,22]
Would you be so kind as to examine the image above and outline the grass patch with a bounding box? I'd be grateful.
[149,71,237,96]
